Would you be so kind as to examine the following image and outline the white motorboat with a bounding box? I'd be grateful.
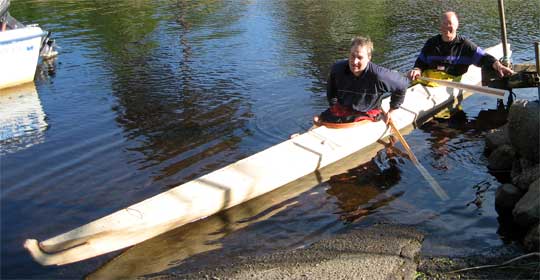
[0,8,57,89]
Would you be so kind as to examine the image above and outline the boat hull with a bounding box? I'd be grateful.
[24,44,505,266]
[0,26,45,89]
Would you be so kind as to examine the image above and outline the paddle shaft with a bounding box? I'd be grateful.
[418,76,506,98]
[388,120,449,201]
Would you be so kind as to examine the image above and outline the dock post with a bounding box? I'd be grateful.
[497,0,511,67]
[534,42,540,101]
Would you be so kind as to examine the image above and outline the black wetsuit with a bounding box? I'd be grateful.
[327,60,408,112]
[413,34,497,76]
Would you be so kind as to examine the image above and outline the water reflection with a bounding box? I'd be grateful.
[35,56,58,83]
[327,148,404,223]
[86,142,391,279]
[278,0,407,89]
[0,83,48,155]
[421,104,510,172]
[108,1,252,181]
[86,177,315,279]
[2,0,538,278]
[392,101,523,255]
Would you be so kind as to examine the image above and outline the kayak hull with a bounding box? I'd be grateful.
[24,44,506,266]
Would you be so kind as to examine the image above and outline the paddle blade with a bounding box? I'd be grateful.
[414,161,449,201]
[388,120,449,201]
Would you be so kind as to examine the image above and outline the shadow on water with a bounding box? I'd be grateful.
[327,148,404,223]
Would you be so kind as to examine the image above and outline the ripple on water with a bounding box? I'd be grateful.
[3,0,539,278]
[252,92,319,144]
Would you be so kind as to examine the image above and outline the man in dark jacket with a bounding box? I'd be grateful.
[407,11,513,80]
[320,36,409,124]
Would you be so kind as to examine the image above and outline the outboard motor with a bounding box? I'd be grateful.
[0,0,9,19]
[39,31,58,59]
[0,0,10,31]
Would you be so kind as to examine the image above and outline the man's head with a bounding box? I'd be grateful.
[348,36,373,76]
[440,11,459,42]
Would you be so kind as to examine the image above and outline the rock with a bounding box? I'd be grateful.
[495,184,524,215]
[485,124,510,155]
[488,144,516,171]
[511,158,535,184]
[507,100,540,163]
[512,164,540,192]
[513,178,540,227]
[523,223,540,252]
[163,224,424,280]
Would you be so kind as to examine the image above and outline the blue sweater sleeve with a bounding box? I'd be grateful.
[376,67,409,109]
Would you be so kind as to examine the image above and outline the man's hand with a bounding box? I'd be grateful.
[384,108,395,125]
[492,61,513,78]
[407,68,422,80]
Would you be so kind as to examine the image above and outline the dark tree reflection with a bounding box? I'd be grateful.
[37,0,254,183]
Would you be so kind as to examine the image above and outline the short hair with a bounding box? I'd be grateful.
[350,36,373,59]
[440,11,459,22]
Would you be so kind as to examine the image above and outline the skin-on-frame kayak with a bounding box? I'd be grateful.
[24,44,505,266]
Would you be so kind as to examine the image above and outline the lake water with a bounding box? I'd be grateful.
[1,0,539,278]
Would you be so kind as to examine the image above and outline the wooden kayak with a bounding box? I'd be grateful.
[24,44,505,266]
[86,141,391,279]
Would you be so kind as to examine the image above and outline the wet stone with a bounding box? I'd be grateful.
[508,100,539,163]
[512,164,540,192]
[523,223,540,252]
[488,144,516,171]
[484,124,509,155]
[513,178,540,228]
[495,183,524,215]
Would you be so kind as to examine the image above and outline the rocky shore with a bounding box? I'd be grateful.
[152,224,423,280]
[487,99,539,253]
[151,223,538,279]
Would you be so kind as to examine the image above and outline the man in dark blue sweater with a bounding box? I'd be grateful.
[407,11,513,80]
[320,36,409,124]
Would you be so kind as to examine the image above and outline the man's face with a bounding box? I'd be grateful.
[348,45,370,76]
[440,12,459,42]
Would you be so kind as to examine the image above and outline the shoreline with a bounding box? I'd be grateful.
[147,223,538,279]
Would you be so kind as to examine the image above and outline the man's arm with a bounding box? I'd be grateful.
[466,39,513,77]
[389,84,407,110]
[377,67,409,123]
[378,69,409,110]
[408,41,431,80]
[480,50,513,77]
[492,60,513,77]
